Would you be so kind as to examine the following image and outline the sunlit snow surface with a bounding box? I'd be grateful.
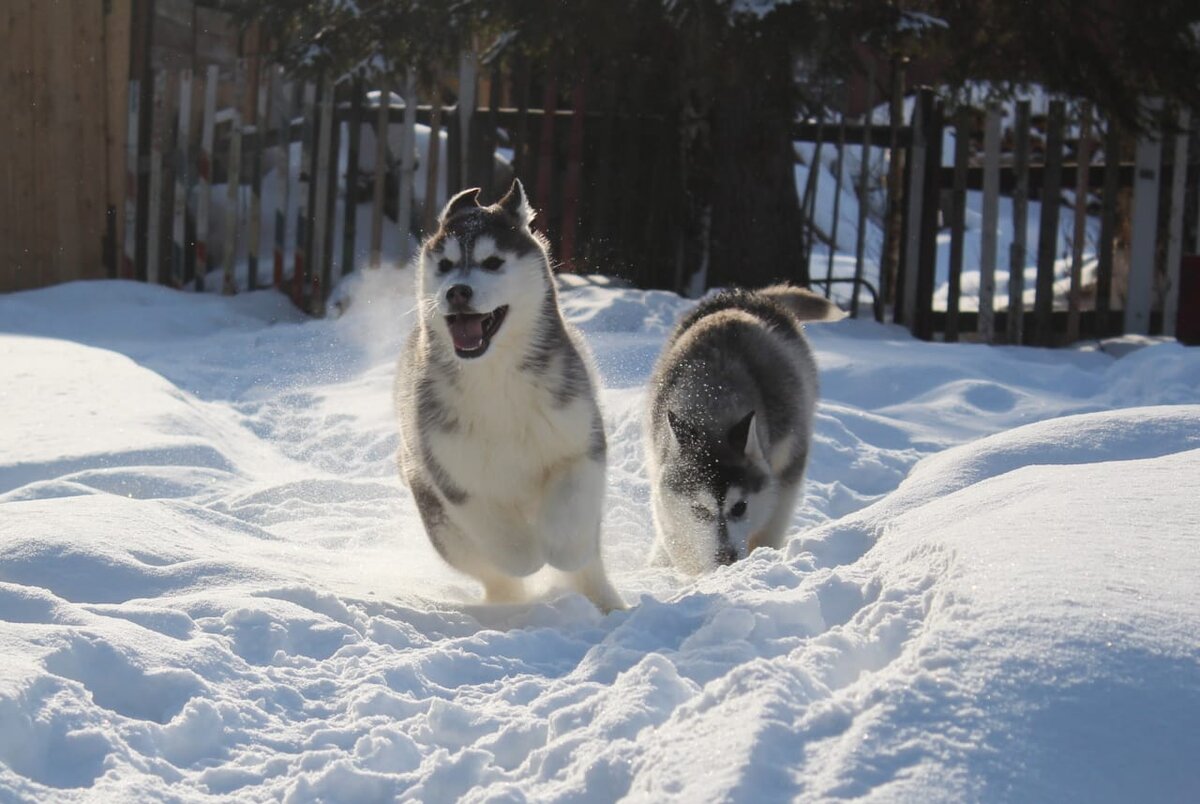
[1,274,1197,802]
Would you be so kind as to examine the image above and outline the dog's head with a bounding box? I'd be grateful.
[417,179,550,361]
[654,410,778,574]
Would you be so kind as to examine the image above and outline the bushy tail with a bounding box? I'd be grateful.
[760,284,847,323]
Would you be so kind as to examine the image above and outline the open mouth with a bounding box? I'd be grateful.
[445,305,509,359]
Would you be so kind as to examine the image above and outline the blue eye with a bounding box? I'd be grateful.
[730,500,747,519]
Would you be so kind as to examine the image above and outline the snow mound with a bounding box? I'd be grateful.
[1,279,1198,801]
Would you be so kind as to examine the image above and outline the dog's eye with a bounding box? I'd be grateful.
[730,500,747,519]
[437,258,454,273]
[480,256,504,272]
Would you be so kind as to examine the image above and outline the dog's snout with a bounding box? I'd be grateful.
[716,545,737,566]
[446,284,473,308]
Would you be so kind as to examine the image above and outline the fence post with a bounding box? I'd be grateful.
[825,108,847,297]
[535,70,559,235]
[560,73,588,270]
[195,64,218,292]
[979,105,1001,343]
[946,104,970,342]
[1125,98,1164,336]
[273,76,293,289]
[146,70,167,286]
[899,88,931,330]
[342,78,363,276]
[1033,99,1065,346]
[369,86,389,269]
[1067,103,1092,343]
[171,68,193,288]
[852,60,875,319]
[882,55,907,308]
[223,59,245,296]
[423,89,444,237]
[248,62,269,291]
[121,77,141,280]
[1008,100,1031,345]
[294,81,317,306]
[915,96,943,341]
[1096,120,1120,336]
[1163,107,1190,337]
[311,74,336,314]
[458,50,477,188]
[398,71,418,262]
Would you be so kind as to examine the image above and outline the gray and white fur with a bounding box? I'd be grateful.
[395,179,623,611]
[646,285,843,574]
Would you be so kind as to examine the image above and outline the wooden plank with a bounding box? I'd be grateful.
[369,87,389,268]
[273,75,293,289]
[105,0,133,274]
[795,121,910,147]
[1008,101,1031,345]
[535,71,559,233]
[457,50,477,188]
[882,55,907,307]
[1067,104,1092,343]
[310,75,336,313]
[320,79,340,305]
[899,90,930,329]
[799,118,825,273]
[341,78,362,275]
[248,62,268,291]
[1096,121,1120,330]
[423,96,443,236]
[512,58,531,179]
[397,71,418,262]
[146,70,168,285]
[222,61,244,295]
[824,111,847,296]
[979,106,1001,342]
[195,64,218,291]
[1162,108,1190,337]
[946,105,970,342]
[852,62,875,319]
[121,77,141,280]
[1033,99,1065,346]
[2,0,34,291]
[915,98,943,341]
[171,68,192,287]
[1125,99,1164,336]
[560,74,588,270]
[293,81,316,306]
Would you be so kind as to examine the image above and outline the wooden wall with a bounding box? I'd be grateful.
[1,0,131,294]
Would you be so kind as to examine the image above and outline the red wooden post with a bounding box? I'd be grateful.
[559,74,588,271]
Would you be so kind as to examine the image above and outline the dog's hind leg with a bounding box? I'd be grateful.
[566,555,626,613]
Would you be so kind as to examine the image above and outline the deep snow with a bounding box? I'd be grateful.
[1,273,1198,802]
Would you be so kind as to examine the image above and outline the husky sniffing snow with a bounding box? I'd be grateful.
[396,180,624,611]
[646,285,844,574]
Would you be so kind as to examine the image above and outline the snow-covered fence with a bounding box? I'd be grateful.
[804,87,1199,346]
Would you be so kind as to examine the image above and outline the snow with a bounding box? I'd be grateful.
[2,274,1198,801]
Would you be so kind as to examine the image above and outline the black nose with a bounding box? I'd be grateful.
[446,284,473,307]
[716,546,737,566]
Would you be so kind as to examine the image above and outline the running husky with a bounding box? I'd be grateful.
[395,180,624,611]
[646,285,843,574]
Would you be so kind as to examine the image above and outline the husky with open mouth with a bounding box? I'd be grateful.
[395,180,624,611]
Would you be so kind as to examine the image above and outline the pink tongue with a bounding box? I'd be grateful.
[448,315,485,350]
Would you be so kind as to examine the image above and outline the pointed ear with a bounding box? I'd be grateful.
[439,187,481,225]
[728,411,764,462]
[667,410,704,451]
[498,178,535,229]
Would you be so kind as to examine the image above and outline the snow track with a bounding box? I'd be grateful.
[1,276,1197,801]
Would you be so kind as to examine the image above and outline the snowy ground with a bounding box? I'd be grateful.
[1,274,1198,802]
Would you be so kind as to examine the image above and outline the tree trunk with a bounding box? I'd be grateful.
[703,26,808,290]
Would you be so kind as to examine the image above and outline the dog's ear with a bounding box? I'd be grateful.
[728,411,765,463]
[667,410,706,453]
[498,179,535,229]
[439,187,481,225]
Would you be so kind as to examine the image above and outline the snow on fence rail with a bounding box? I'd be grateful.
[118,61,1196,346]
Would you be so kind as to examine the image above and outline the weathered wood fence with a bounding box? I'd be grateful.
[117,58,1197,345]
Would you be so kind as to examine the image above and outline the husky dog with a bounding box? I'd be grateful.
[395,180,624,611]
[646,285,843,574]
